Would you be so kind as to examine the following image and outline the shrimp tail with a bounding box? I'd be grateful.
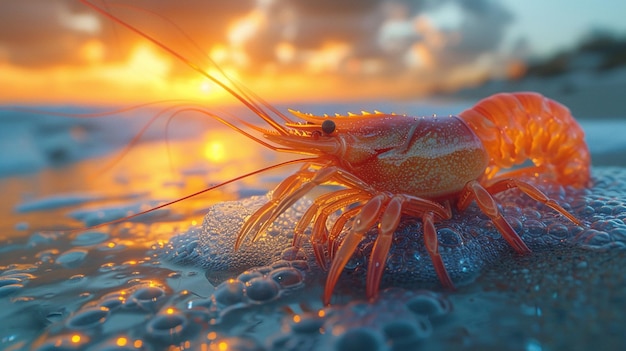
[459,92,591,188]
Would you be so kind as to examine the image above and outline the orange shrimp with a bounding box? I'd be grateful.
[81,1,589,305]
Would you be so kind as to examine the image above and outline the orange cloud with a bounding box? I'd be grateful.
[0,0,519,105]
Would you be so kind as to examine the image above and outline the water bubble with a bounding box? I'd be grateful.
[27,232,60,247]
[71,231,109,246]
[382,320,429,349]
[0,283,23,297]
[438,228,463,248]
[98,292,126,310]
[146,311,188,340]
[0,276,23,286]
[213,279,246,307]
[405,292,451,318]
[55,249,88,268]
[524,220,546,237]
[548,223,570,239]
[280,247,307,261]
[245,277,280,303]
[129,286,166,311]
[35,249,59,263]
[270,267,304,289]
[333,328,384,351]
[237,270,263,283]
[68,274,85,283]
[289,260,309,271]
[66,306,110,329]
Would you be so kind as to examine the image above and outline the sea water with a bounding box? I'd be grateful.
[2,101,626,350]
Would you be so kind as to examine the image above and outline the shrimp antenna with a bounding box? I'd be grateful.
[66,157,319,233]
[80,0,291,136]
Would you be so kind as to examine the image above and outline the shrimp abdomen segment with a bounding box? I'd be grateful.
[458,92,590,187]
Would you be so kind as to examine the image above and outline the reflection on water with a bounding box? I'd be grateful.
[2,103,626,350]
[0,119,301,349]
[2,124,294,238]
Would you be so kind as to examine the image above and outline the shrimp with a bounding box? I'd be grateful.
[81,1,589,305]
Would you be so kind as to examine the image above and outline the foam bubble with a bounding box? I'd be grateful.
[163,168,626,292]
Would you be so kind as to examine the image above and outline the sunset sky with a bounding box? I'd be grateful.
[1,0,625,105]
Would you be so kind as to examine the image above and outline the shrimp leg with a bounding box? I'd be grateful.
[484,178,582,226]
[293,188,369,269]
[366,196,403,300]
[324,193,453,304]
[324,194,386,305]
[458,180,531,254]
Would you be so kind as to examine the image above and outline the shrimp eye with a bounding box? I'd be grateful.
[321,119,336,134]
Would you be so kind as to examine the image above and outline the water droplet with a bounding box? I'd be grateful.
[0,283,23,297]
[281,246,307,261]
[382,320,430,348]
[270,267,303,289]
[71,231,109,246]
[55,249,88,268]
[214,280,245,307]
[66,306,110,329]
[245,277,279,303]
[437,228,463,248]
[524,220,546,237]
[405,292,451,318]
[129,286,166,311]
[334,327,384,351]
[146,312,188,340]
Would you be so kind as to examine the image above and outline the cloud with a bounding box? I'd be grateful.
[0,0,517,99]
[0,0,252,68]
[0,1,94,67]
[213,0,515,80]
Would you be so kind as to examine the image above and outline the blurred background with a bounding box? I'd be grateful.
[0,0,625,198]
[1,0,625,116]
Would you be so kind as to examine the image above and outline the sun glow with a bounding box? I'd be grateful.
[0,1,530,105]
[204,141,226,163]
[0,41,233,104]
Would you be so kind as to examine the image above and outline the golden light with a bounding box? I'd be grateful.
[79,39,105,63]
[292,314,301,323]
[116,337,128,347]
[204,141,226,163]
[275,42,296,64]
[71,334,81,343]
[409,43,436,69]
[228,10,265,47]
[305,42,350,74]
[127,43,171,78]
[166,307,175,315]
[200,80,213,94]
[210,44,229,63]
[218,341,229,351]
[317,309,326,318]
